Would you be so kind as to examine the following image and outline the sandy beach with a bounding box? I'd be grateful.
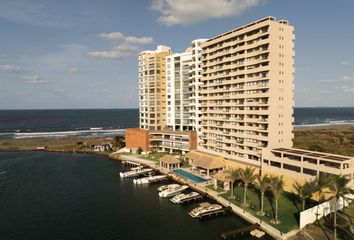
[1,124,353,157]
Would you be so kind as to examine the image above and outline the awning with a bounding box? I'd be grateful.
[160,155,181,164]
[185,151,225,170]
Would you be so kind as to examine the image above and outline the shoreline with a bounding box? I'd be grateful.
[0,149,291,239]
[115,154,295,240]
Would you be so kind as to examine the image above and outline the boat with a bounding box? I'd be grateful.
[250,229,266,238]
[133,175,167,184]
[189,202,223,218]
[170,191,200,204]
[157,184,180,192]
[119,168,154,178]
[159,185,189,198]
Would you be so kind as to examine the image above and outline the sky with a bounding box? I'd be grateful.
[0,0,353,109]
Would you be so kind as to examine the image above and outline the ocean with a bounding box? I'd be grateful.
[0,108,353,140]
[0,152,266,240]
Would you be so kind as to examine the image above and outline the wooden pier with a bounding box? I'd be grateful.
[221,223,260,239]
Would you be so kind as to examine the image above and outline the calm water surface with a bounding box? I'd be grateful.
[0,152,265,240]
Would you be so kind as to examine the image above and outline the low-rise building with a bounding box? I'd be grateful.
[125,128,197,154]
[262,147,354,183]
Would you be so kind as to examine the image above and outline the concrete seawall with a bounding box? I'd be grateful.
[113,153,300,240]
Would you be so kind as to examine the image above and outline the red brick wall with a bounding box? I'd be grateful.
[125,128,150,152]
[188,131,198,151]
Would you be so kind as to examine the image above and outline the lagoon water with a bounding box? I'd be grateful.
[0,152,264,240]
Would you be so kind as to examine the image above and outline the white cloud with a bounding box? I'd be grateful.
[88,32,153,59]
[319,79,336,83]
[320,90,332,94]
[343,88,354,93]
[151,0,263,26]
[21,75,48,84]
[342,75,354,82]
[0,65,23,72]
[339,61,351,66]
[98,32,153,45]
[68,67,78,73]
[320,75,354,83]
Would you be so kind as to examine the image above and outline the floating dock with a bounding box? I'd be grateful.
[189,202,226,219]
[221,223,260,239]
[170,192,203,204]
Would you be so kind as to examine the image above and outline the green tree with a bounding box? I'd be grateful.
[269,175,284,224]
[256,174,270,216]
[293,180,316,211]
[151,141,161,153]
[328,175,353,240]
[226,167,241,199]
[114,135,125,149]
[239,167,257,207]
[136,147,143,155]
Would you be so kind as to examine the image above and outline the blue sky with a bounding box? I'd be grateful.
[0,0,353,109]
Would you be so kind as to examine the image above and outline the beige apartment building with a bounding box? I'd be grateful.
[126,16,353,186]
[199,16,295,166]
[139,45,172,130]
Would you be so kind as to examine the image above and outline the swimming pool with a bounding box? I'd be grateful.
[173,169,208,183]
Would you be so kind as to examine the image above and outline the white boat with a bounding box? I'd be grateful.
[134,175,167,184]
[130,166,143,171]
[189,203,223,218]
[170,191,200,204]
[119,168,154,178]
[157,184,180,192]
[159,185,189,198]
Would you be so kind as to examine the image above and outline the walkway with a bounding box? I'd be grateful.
[111,152,300,240]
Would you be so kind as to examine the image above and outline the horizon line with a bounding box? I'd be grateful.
[1,106,354,111]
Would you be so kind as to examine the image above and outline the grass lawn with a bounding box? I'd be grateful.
[206,184,226,193]
[220,185,313,233]
[141,152,168,162]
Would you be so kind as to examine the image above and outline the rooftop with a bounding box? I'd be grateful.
[272,147,353,161]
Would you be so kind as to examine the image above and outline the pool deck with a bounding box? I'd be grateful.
[111,153,300,240]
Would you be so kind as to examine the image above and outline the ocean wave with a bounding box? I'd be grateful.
[295,119,354,128]
[0,129,125,139]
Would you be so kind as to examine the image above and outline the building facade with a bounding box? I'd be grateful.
[199,16,295,166]
[166,50,193,131]
[125,128,197,154]
[166,39,208,133]
[139,45,172,130]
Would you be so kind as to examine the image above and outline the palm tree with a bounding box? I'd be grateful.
[315,173,331,203]
[293,180,316,211]
[269,175,284,224]
[256,174,270,216]
[239,167,257,207]
[150,141,161,153]
[328,175,353,240]
[226,167,241,199]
